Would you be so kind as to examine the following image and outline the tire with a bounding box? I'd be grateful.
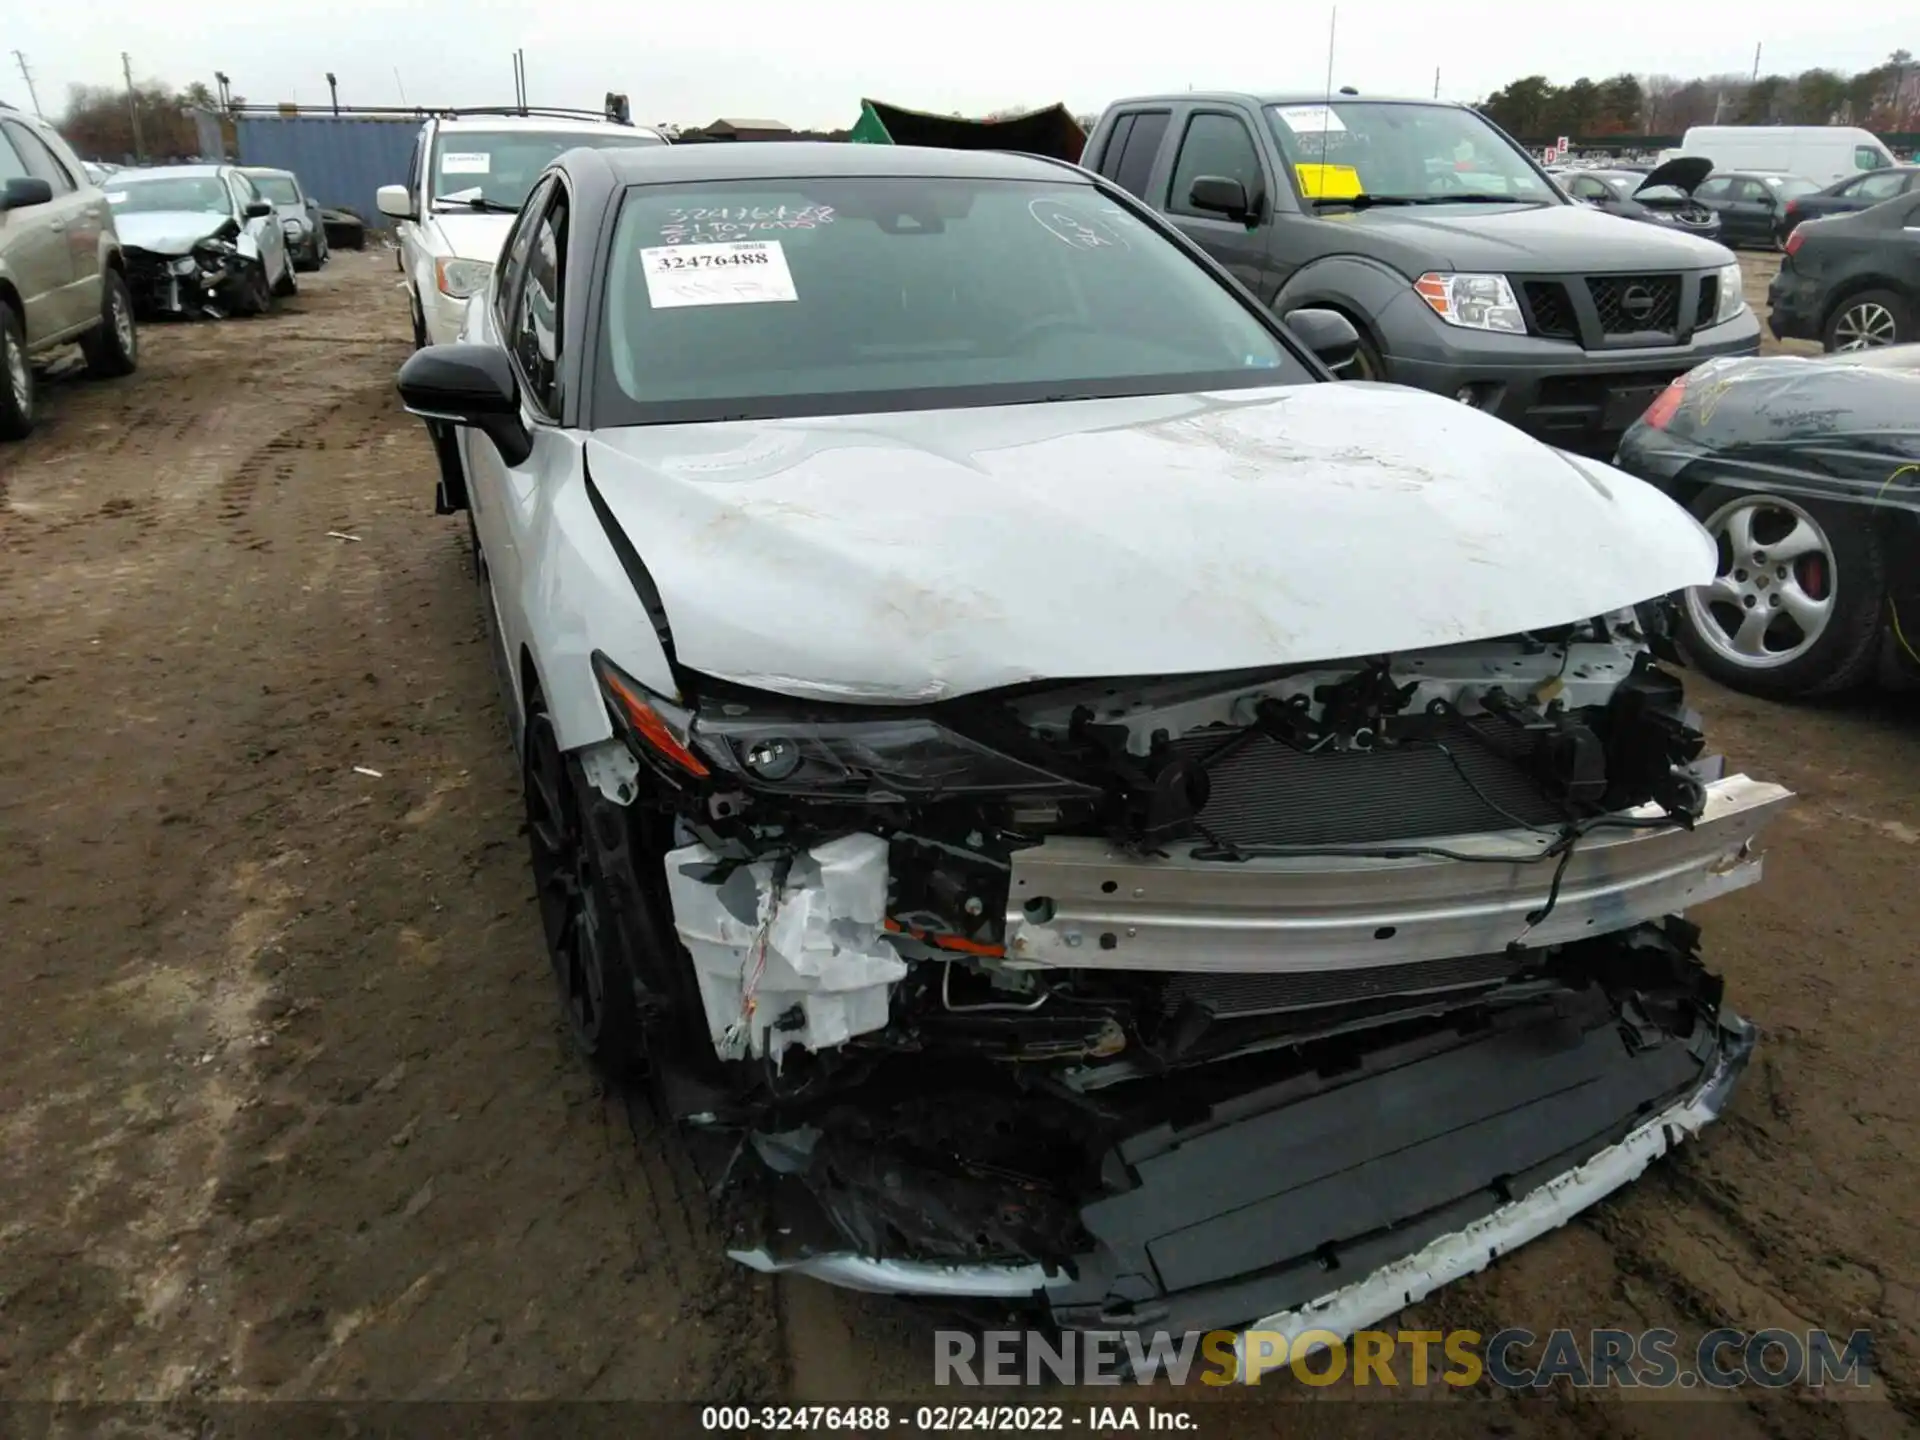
[1677,484,1886,699]
[1347,329,1387,382]
[522,701,649,1075]
[237,264,273,316]
[1822,288,1909,352]
[80,272,139,379]
[0,303,35,441]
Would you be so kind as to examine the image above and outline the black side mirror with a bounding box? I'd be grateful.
[1188,174,1255,224]
[0,176,54,211]
[397,344,533,466]
[244,199,273,219]
[1285,307,1361,373]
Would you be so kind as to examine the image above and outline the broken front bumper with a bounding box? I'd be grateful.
[123,246,249,318]
[1003,774,1790,973]
[735,993,1755,1348]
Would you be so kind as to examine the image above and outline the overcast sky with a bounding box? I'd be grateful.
[8,0,1915,129]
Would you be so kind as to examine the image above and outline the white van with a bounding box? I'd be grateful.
[1679,126,1896,187]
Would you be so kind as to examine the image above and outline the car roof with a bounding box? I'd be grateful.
[1105,91,1463,109]
[115,164,229,179]
[436,114,668,141]
[239,165,295,178]
[585,140,1083,184]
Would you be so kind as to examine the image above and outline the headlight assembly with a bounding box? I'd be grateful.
[1413,272,1527,334]
[1713,262,1748,325]
[169,256,198,275]
[590,653,1095,802]
[434,256,493,299]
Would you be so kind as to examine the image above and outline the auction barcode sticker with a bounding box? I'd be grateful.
[640,240,798,308]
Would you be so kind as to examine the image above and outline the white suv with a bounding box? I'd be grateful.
[377,111,667,348]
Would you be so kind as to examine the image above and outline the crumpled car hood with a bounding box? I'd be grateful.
[585,383,1715,703]
[114,211,232,256]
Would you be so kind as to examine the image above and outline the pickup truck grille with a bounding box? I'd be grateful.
[1587,275,1681,336]
[1522,281,1578,340]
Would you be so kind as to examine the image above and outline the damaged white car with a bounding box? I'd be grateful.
[396,142,1790,1350]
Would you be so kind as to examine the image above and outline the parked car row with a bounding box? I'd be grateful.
[0,99,338,440]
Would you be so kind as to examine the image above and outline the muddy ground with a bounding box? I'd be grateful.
[0,251,1914,1435]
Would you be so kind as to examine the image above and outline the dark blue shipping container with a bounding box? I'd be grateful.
[234,116,421,228]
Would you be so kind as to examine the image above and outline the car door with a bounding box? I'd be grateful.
[0,124,75,343]
[7,120,102,333]
[1716,178,1773,245]
[1161,109,1275,297]
[1692,175,1735,232]
[1090,109,1173,203]
[464,176,561,698]
[232,172,284,281]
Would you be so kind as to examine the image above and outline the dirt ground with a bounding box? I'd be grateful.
[1,250,1915,1434]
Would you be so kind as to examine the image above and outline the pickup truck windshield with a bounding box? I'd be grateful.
[595,176,1310,425]
[1266,102,1556,205]
[430,130,663,210]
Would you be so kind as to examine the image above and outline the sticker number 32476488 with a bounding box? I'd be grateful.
[639,240,798,308]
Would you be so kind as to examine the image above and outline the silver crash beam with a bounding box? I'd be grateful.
[1002,774,1791,973]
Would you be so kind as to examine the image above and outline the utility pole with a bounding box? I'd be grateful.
[1433,67,1441,99]
[1751,42,1762,83]
[11,51,42,116]
[215,72,231,109]
[122,52,146,163]
[326,71,339,114]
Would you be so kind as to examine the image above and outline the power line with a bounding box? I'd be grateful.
[11,50,42,116]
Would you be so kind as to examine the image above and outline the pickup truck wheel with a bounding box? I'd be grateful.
[81,273,139,378]
[1678,485,1885,699]
[1348,331,1387,381]
[1823,289,1907,351]
[0,303,35,441]
[523,702,648,1075]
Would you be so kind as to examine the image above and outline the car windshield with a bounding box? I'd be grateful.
[252,174,301,204]
[431,130,663,209]
[595,176,1311,425]
[106,177,230,215]
[1265,102,1556,203]
[1765,177,1819,200]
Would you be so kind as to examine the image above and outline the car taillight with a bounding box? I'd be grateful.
[1642,375,1688,430]
[1784,199,1800,216]
[1784,228,1805,256]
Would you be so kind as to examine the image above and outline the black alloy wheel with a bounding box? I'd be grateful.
[523,704,646,1071]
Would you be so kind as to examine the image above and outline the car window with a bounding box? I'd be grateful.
[1265,101,1555,203]
[1167,112,1265,216]
[1107,111,1170,201]
[1855,145,1890,171]
[0,129,30,185]
[1569,176,1610,201]
[106,176,233,216]
[1767,177,1819,201]
[252,174,302,205]
[1694,176,1733,201]
[508,186,568,416]
[495,175,556,333]
[596,175,1311,426]
[1854,170,1908,202]
[408,132,425,194]
[1093,114,1136,180]
[429,129,664,212]
[5,124,76,193]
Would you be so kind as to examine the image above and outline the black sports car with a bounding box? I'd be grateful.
[1769,191,1920,351]
[1561,158,1720,240]
[1615,346,1920,699]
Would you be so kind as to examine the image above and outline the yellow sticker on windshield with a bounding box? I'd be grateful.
[1295,163,1362,200]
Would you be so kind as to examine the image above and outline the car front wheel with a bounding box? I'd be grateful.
[0,302,38,440]
[1679,485,1886,698]
[523,701,649,1074]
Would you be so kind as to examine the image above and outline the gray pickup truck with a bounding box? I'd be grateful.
[1082,92,1761,451]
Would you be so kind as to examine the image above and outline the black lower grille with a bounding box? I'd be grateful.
[1167,719,1567,850]
[1587,274,1680,336]
[1161,952,1528,1018]
[1523,281,1577,340]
